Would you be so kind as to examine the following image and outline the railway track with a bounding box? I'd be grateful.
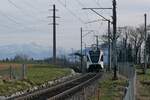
[7,73,102,100]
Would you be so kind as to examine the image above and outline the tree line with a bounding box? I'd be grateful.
[102,25,150,66]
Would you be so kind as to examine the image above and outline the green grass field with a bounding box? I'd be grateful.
[91,73,128,100]
[0,64,71,96]
[27,65,71,85]
[137,69,150,99]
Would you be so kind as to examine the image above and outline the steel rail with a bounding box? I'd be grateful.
[49,73,102,100]
[7,73,102,100]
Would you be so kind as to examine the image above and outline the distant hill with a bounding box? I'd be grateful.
[0,43,67,60]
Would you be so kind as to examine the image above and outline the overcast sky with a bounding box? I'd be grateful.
[0,0,150,50]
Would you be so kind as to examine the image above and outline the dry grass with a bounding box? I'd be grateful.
[136,69,150,100]
[91,73,128,100]
[0,63,20,70]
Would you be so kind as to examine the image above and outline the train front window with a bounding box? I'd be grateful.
[89,50,100,63]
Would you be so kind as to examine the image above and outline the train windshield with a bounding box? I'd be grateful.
[89,50,100,63]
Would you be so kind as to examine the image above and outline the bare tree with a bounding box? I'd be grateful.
[128,26,145,64]
[101,26,144,64]
[101,28,121,43]
[146,34,150,63]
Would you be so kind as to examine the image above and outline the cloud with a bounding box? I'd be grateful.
[0,0,149,50]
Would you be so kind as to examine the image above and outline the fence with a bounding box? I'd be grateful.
[0,64,27,80]
[118,63,136,100]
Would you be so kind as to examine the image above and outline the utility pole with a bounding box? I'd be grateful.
[125,30,127,63]
[49,4,59,64]
[112,0,118,79]
[108,20,111,71]
[84,43,87,72]
[81,27,83,73]
[144,13,147,74]
[53,4,56,64]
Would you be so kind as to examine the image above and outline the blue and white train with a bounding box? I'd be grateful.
[86,46,104,72]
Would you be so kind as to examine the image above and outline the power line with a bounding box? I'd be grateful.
[83,8,111,21]
[22,0,44,14]
[57,0,85,24]
[6,0,48,32]
[95,0,102,7]
[94,0,107,23]
[0,9,40,33]
[0,23,13,30]
[75,0,93,25]
[84,12,92,28]
[7,0,21,10]
[76,0,85,7]
[23,1,37,9]
[0,10,19,25]
[7,0,41,20]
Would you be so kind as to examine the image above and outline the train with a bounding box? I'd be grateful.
[86,46,104,72]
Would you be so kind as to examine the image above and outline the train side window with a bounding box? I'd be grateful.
[101,55,103,61]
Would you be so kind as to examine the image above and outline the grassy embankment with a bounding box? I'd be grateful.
[136,68,150,100]
[91,73,128,100]
[0,63,71,96]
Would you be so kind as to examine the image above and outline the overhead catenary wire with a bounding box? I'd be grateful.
[75,0,107,34]
[0,23,14,30]
[75,0,96,30]
[23,1,50,24]
[0,9,28,32]
[8,0,46,20]
[23,1,38,11]
[25,0,37,9]
[7,0,42,20]
[75,0,90,22]
[7,0,21,10]
[76,0,85,7]
[77,0,105,31]
[75,0,104,45]
[5,0,47,32]
[95,0,102,7]
[0,9,19,25]
[0,0,50,34]
[84,12,92,29]
[22,0,45,14]
[7,0,30,14]
[0,9,38,32]
[57,0,85,24]
[3,0,107,35]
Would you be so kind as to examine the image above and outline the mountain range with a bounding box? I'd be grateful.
[0,43,67,60]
